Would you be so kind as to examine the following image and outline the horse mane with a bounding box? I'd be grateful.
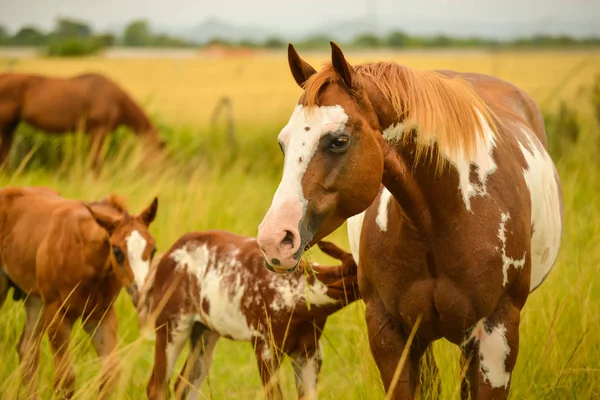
[302,62,498,167]
[88,194,129,214]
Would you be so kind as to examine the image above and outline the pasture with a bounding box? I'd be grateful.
[0,49,599,399]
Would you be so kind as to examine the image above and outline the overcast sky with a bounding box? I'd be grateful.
[1,0,599,34]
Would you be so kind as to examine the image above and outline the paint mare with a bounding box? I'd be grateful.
[0,73,165,169]
[0,186,158,399]
[139,231,359,400]
[257,43,563,399]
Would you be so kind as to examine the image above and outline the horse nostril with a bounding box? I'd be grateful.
[280,230,295,250]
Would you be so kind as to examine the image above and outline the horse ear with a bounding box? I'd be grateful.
[330,41,355,88]
[85,204,120,235]
[140,197,158,226]
[288,43,317,88]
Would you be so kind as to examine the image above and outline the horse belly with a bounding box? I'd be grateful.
[518,132,563,291]
[22,91,82,133]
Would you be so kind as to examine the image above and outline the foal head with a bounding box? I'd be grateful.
[258,43,385,272]
[87,197,159,304]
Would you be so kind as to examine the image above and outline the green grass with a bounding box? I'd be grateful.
[0,108,599,399]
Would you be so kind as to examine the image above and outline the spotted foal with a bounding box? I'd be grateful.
[139,231,359,400]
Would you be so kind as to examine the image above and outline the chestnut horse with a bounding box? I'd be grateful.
[257,43,563,399]
[139,231,359,400]
[0,186,158,399]
[0,72,165,169]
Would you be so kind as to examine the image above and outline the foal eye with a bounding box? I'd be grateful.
[113,247,125,265]
[328,136,350,152]
[278,140,285,155]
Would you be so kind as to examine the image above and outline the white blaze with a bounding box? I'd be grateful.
[126,230,150,290]
[263,104,349,232]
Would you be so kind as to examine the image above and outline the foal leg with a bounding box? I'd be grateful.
[84,308,120,399]
[45,304,77,399]
[365,297,428,400]
[89,127,107,173]
[0,123,16,169]
[18,296,44,400]
[174,324,220,400]
[462,301,521,400]
[147,316,192,400]
[253,338,283,400]
[292,342,323,400]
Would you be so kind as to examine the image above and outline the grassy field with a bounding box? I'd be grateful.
[0,49,599,399]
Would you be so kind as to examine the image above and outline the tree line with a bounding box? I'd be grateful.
[0,18,598,57]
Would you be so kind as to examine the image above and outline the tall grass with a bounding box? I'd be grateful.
[0,51,599,399]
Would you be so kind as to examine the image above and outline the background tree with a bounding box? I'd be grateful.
[123,20,152,46]
[12,26,47,46]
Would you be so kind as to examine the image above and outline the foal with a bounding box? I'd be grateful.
[0,186,158,398]
[139,231,359,400]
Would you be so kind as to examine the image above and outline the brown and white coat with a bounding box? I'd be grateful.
[139,230,358,400]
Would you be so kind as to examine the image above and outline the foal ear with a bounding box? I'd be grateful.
[330,41,355,88]
[140,197,158,226]
[85,204,121,235]
[288,43,317,88]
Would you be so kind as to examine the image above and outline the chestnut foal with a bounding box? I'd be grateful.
[0,186,158,398]
[139,231,359,400]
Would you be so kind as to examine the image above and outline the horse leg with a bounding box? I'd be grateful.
[45,303,76,399]
[147,317,192,400]
[89,127,107,173]
[365,297,428,400]
[253,338,283,400]
[173,324,220,400]
[0,271,8,308]
[462,301,521,400]
[84,308,120,399]
[0,122,17,169]
[17,296,44,400]
[291,342,323,400]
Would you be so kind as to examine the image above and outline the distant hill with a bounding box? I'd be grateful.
[101,16,600,45]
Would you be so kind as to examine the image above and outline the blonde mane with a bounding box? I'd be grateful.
[302,62,498,167]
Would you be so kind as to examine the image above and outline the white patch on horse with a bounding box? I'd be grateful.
[469,319,511,388]
[126,230,150,290]
[165,314,192,380]
[517,128,562,291]
[261,104,349,234]
[382,121,407,142]
[170,243,258,341]
[497,212,526,286]
[375,188,393,232]
[347,212,365,265]
[268,272,338,312]
[294,350,320,400]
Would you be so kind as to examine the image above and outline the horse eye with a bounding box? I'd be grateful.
[329,136,350,152]
[278,140,285,155]
[113,246,125,265]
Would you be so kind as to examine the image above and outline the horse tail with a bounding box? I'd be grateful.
[419,345,441,399]
[136,252,163,338]
[312,241,360,304]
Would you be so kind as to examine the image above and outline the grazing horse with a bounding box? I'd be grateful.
[139,231,359,400]
[0,186,159,399]
[0,72,165,169]
[257,43,563,399]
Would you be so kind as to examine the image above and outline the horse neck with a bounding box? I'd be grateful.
[120,95,154,136]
